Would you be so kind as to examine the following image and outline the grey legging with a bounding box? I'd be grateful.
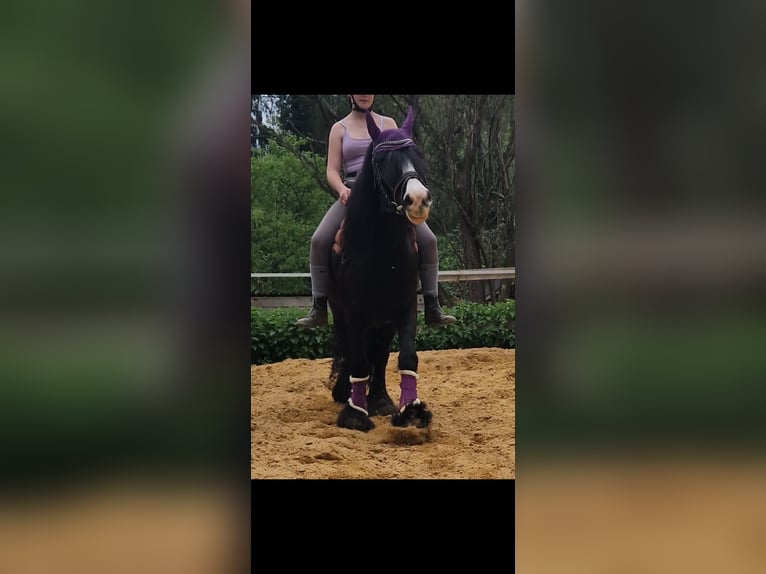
[309,199,440,298]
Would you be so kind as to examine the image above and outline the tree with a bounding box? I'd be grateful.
[393,95,515,302]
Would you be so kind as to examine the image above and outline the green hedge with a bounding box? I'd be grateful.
[251,300,515,365]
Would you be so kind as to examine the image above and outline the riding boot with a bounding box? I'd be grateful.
[296,297,328,328]
[423,294,456,327]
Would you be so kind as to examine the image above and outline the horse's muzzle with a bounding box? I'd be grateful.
[405,205,430,225]
[402,180,431,225]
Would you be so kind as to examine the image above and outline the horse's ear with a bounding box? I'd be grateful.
[401,105,415,136]
[366,111,381,140]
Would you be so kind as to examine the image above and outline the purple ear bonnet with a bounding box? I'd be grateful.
[366,105,417,156]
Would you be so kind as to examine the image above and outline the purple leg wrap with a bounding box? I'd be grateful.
[350,380,368,410]
[399,374,418,409]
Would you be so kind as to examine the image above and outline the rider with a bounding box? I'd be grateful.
[296,94,456,329]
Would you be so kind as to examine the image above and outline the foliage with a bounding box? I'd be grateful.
[250,307,334,365]
[251,136,333,295]
[410,299,515,351]
[251,300,515,365]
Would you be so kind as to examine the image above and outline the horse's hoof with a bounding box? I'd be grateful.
[367,394,397,417]
[337,404,375,432]
[391,399,432,428]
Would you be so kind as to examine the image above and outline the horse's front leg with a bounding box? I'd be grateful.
[330,303,351,404]
[336,319,375,432]
[391,303,432,428]
[366,325,397,417]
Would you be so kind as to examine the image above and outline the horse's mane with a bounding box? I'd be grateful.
[342,143,375,255]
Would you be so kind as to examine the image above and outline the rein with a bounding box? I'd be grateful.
[372,141,425,216]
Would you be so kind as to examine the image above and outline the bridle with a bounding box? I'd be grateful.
[371,140,426,216]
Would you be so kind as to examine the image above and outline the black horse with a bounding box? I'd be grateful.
[327,106,433,432]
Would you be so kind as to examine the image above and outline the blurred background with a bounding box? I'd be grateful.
[517,0,766,571]
[1,1,250,572]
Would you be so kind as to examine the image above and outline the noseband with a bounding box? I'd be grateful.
[372,141,426,216]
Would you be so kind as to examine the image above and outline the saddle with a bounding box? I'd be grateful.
[332,217,418,257]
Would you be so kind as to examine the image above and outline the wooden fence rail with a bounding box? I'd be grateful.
[251,267,515,308]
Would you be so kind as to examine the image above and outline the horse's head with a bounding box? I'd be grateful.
[366,106,431,225]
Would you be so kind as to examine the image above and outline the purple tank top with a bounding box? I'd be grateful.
[340,115,386,174]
